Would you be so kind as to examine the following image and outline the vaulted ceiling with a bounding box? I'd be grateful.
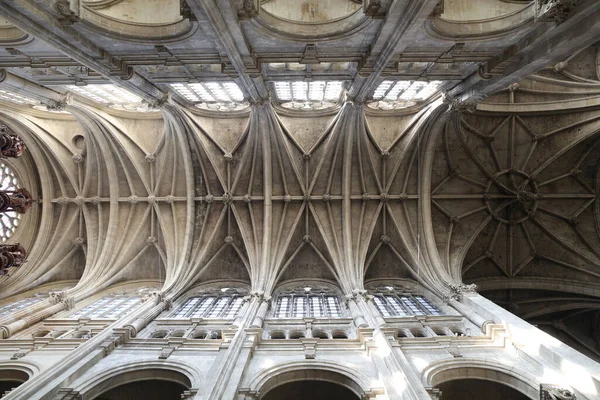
[1,0,600,359]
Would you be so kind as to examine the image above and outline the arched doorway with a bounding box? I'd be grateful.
[262,380,359,400]
[436,379,530,400]
[93,379,187,400]
[0,369,28,395]
[84,368,193,400]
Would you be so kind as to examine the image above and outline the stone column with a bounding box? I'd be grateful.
[231,297,251,328]
[249,294,271,328]
[0,293,71,338]
[345,293,369,328]
[366,297,387,327]
[447,284,492,331]
[1,297,160,400]
[195,293,264,400]
[123,294,170,337]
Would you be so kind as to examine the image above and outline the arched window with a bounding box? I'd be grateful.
[0,296,46,318]
[370,285,442,317]
[69,295,141,319]
[273,285,343,319]
[171,288,245,319]
[0,162,23,242]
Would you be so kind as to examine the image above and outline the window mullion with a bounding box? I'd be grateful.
[411,295,429,315]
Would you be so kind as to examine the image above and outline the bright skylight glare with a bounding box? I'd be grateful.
[273,80,345,111]
[369,80,444,111]
[0,89,39,106]
[170,82,249,112]
[66,84,144,106]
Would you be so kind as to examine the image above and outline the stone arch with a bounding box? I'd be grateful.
[0,361,38,380]
[75,360,200,400]
[243,360,383,399]
[422,359,538,399]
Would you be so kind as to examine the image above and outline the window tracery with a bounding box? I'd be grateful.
[272,80,345,111]
[61,84,152,112]
[367,80,443,111]
[273,285,343,318]
[369,285,442,317]
[0,296,45,318]
[169,82,249,112]
[0,162,22,242]
[171,288,245,319]
[68,295,142,319]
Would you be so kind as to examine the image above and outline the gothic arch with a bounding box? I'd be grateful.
[75,360,199,400]
[422,359,538,399]
[243,360,382,399]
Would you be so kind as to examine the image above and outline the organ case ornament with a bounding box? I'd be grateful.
[0,243,26,275]
[0,125,25,159]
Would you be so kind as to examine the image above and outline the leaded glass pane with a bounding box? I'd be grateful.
[293,297,306,318]
[400,296,424,316]
[385,295,407,316]
[207,297,230,318]
[275,296,290,318]
[0,297,44,317]
[415,295,441,315]
[189,297,216,318]
[325,296,341,317]
[373,296,391,317]
[224,297,243,319]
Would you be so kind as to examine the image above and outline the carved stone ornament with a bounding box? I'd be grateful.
[535,0,581,23]
[447,283,478,301]
[45,98,67,112]
[10,348,31,360]
[0,243,26,274]
[54,0,80,26]
[540,384,576,400]
[0,188,34,214]
[0,124,26,159]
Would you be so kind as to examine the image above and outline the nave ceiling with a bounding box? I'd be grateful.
[0,0,599,359]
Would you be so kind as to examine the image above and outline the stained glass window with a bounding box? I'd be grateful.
[0,162,21,242]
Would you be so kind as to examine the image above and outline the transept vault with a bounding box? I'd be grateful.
[0,0,598,399]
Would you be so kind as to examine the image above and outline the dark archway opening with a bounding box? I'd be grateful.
[262,380,359,400]
[0,380,25,396]
[0,369,29,396]
[94,380,187,400]
[437,379,530,400]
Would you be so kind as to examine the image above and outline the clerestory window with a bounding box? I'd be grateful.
[273,286,343,318]
[367,80,444,111]
[372,289,442,317]
[169,82,249,112]
[172,295,244,319]
[0,296,45,318]
[272,80,345,111]
[69,295,142,319]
